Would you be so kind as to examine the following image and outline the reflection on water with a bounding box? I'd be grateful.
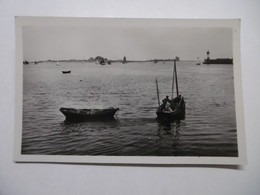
[157,120,181,156]
[22,62,238,156]
[157,120,181,140]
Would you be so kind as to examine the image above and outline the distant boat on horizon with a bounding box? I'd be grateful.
[196,57,201,65]
[122,56,127,64]
[62,70,71,74]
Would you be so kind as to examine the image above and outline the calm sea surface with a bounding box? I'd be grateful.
[22,61,238,156]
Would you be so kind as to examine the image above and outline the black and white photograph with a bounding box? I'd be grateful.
[15,17,246,164]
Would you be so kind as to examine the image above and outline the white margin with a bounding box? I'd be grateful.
[14,17,247,165]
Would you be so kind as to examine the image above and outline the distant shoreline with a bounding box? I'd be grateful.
[23,58,180,65]
[23,58,233,65]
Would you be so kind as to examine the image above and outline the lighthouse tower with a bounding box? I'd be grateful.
[207,50,210,60]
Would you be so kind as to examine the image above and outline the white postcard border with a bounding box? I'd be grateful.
[14,17,246,165]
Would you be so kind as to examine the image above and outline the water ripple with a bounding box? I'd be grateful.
[22,62,238,156]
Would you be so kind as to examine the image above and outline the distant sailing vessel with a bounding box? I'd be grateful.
[60,107,119,122]
[122,56,127,64]
[196,57,201,65]
[156,60,186,121]
[62,70,71,74]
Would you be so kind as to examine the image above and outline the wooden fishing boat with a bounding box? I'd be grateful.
[156,95,185,120]
[155,60,186,121]
[60,107,119,122]
[62,70,71,74]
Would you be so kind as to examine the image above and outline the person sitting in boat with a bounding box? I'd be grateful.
[162,96,173,112]
[162,96,170,105]
[164,101,173,112]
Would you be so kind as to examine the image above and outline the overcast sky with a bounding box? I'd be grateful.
[23,24,233,61]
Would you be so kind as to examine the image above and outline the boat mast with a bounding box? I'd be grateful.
[174,60,179,96]
[155,78,160,106]
[171,60,175,99]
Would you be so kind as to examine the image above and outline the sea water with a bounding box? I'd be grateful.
[22,61,238,156]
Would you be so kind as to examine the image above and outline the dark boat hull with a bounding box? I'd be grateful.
[62,70,71,74]
[60,107,119,122]
[156,96,185,121]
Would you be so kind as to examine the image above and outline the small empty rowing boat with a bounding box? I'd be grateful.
[60,107,119,122]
